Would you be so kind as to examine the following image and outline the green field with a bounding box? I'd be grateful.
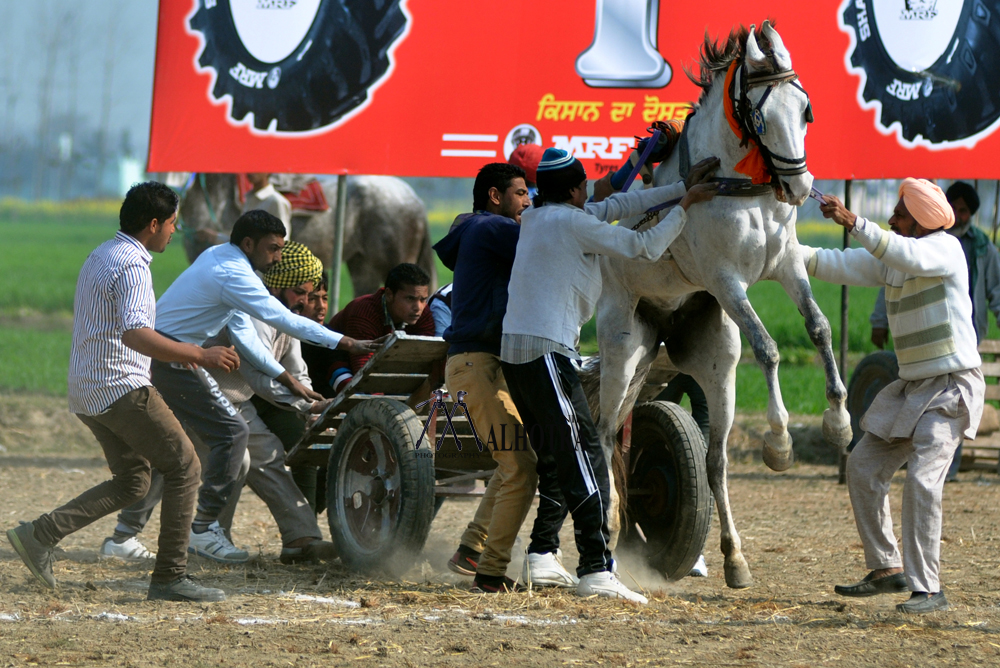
[3,202,993,414]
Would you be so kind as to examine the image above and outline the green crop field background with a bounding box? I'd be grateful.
[2,202,996,414]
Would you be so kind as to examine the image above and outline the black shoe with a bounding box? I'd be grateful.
[471,574,522,593]
[897,591,948,614]
[834,571,908,598]
[447,545,480,576]
[280,539,337,564]
[147,575,226,602]
[6,521,56,588]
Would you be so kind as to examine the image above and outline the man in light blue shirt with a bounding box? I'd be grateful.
[125,210,378,563]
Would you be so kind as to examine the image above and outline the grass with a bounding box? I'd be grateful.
[4,203,993,415]
[0,327,73,396]
[0,209,190,314]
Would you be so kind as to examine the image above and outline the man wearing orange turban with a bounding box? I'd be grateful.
[799,180,985,614]
[868,181,1000,482]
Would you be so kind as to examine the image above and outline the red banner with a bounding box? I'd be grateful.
[148,0,1000,179]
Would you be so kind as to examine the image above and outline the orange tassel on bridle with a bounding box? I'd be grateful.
[722,61,771,185]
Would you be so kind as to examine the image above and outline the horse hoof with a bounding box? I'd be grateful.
[822,408,853,450]
[762,431,794,472]
[724,555,753,589]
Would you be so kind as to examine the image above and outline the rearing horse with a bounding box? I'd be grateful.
[591,22,852,588]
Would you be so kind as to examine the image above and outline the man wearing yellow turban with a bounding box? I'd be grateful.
[802,179,985,614]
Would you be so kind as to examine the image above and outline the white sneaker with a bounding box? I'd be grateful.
[99,536,155,561]
[577,570,648,605]
[689,554,708,577]
[522,549,579,588]
[188,522,249,563]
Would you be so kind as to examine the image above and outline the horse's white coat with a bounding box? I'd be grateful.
[595,22,851,588]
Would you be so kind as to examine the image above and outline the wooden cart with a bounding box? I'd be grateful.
[286,334,711,578]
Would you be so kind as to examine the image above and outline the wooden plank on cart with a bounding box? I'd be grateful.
[959,339,1000,472]
[285,333,448,466]
[351,373,430,396]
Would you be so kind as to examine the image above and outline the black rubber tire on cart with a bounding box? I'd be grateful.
[620,400,712,581]
[327,398,435,575]
[840,350,899,482]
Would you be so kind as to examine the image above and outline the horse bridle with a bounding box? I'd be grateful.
[730,58,813,182]
[634,58,814,230]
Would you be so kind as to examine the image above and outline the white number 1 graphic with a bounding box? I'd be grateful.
[575,0,672,88]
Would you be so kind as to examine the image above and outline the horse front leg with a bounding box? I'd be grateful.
[773,257,852,451]
[713,278,793,471]
[669,296,752,588]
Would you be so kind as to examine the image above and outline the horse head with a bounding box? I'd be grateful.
[742,21,813,206]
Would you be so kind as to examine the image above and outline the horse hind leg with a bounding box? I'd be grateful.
[594,300,658,549]
[669,298,753,588]
[775,264,851,451]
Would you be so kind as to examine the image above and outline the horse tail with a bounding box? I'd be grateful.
[578,354,652,523]
[578,355,651,431]
[416,217,438,292]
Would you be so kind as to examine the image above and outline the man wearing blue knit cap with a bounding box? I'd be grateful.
[500,148,719,603]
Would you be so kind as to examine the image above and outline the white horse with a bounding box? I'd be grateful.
[591,22,852,588]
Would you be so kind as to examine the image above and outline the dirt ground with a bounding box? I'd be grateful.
[3,396,1000,667]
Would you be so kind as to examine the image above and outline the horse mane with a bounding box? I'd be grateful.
[684,21,777,105]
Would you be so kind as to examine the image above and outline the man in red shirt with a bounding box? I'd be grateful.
[321,263,436,391]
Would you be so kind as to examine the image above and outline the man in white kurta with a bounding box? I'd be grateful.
[804,178,985,614]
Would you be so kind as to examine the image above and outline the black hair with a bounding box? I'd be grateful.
[119,181,179,235]
[230,209,287,246]
[385,263,430,293]
[314,272,329,292]
[472,163,526,211]
[946,181,980,215]
[534,161,587,207]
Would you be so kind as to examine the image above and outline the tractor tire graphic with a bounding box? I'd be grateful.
[189,0,407,133]
[842,0,1000,144]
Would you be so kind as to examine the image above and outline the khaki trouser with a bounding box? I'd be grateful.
[34,387,201,583]
[848,406,964,594]
[446,352,538,577]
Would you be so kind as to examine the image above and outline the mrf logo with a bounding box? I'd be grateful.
[901,0,937,20]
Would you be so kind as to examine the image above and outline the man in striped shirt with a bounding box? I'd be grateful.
[808,179,985,614]
[6,182,239,602]
[105,210,378,564]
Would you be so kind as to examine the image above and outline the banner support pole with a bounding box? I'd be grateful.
[840,179,852,384]
[331,174,348,312]
[838,179,853,485]
[992,180,999,244]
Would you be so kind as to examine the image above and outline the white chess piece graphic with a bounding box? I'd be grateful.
[575,0,672,88]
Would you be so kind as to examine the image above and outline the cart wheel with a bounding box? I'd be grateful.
[621,400,712,581]
[842,351,899,482]
[327,399,435,575]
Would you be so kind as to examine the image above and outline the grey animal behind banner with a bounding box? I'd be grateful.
[178,174,437,298]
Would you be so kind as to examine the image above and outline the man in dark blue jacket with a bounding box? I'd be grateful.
[433,163,576,592]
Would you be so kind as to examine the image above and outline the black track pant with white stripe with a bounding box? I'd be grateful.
[501,353,612,577]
